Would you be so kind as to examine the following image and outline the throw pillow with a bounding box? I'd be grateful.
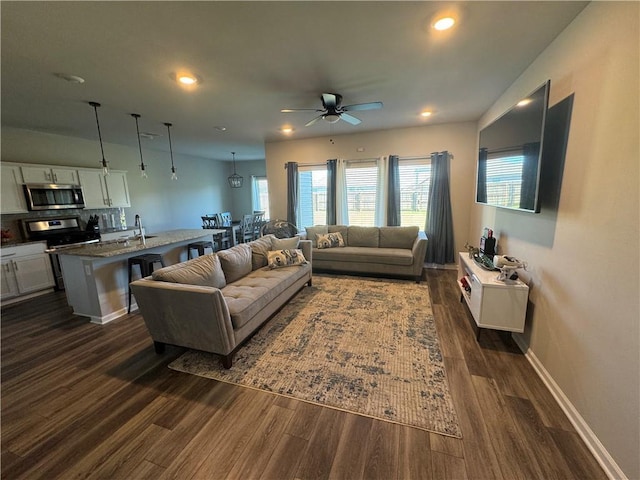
[249,234,274,270]
[304,225,328,247]
[217,243,252,283]
[267,249,307,269]
[152,254,226,289]
[272,236,300,250]
[316,232,345,249]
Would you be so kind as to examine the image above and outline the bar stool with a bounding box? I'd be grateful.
[128,253,166,313]
[187,240,215,259]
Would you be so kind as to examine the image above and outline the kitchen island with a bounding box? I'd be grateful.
[56,229,224,324]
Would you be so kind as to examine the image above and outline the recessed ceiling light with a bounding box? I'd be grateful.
[171,72,201,86]
[214,126,227,132]
[420,111,433,117]
[517,99,532,107]
[54,73,85,84]
[281,126,294,134]
[433,17,455,31]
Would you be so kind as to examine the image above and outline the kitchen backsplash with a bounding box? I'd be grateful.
[1,208,128,244]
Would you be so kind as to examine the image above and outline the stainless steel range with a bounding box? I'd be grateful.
[20,216,101,289]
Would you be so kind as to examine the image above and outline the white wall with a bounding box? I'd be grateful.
[472,3,639,478]
[265,122,477,255]
[1,127,232,232]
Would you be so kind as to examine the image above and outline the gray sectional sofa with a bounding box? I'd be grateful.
[303,225,427,283]
[130,234,312,368]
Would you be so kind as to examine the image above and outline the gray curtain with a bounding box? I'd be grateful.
[286,162,298,226]
[425,151,455,264]
[326,159,337,225]
[387,155,400,226]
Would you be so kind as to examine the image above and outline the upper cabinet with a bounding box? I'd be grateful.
[21,166,79,185]
[77,170,130,209]
[0,164,28,214]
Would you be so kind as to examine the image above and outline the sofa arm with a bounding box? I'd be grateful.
[299,239,312,264]
[130,278,236,355]
[412,232,428,271]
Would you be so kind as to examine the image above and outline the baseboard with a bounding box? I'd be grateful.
[511,334,628,480]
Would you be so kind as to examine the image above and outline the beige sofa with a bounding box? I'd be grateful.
[303,225,427,283]
[130,235,312,368]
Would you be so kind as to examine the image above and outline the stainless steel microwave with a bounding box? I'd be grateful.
[23,184,86,210]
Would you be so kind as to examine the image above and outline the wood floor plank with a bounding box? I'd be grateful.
[0,271,608,480]
[398,426,433,480]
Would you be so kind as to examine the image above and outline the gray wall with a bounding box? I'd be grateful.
[0,127,265,232]
[472,3,639,478]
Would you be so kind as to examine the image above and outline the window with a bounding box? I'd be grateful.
[398,158,431,228]
[297,166,327,228]
[251,176,270,218]
[344,159,379,226]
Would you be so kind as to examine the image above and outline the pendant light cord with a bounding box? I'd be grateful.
[165,123,175,169]
[132,114,145,171]
[89,102,107,166]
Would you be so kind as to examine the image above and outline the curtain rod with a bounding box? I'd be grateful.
[400,152,454,160]
[284,162,327,169]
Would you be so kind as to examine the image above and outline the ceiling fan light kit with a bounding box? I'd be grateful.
[282,92,383,128]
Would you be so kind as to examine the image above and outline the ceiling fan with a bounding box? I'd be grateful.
[281,93,383,127]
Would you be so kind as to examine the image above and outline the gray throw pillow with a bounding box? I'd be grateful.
[152,254,226,289]
[304,225,328,247]
[272,236,300,250]
[217,243,252,283]
[249,234,274,270]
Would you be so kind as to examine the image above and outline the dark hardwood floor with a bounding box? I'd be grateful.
[1,270,607,479]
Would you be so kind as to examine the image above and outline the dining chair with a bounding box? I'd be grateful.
[218,211,233,227]
[251,211,265,240]
[238,214,254,243]
[212,214,232,249]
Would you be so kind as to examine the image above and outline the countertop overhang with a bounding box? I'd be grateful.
[53,229,220,258]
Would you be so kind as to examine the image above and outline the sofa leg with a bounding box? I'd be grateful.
[415,276,422,284]
[307,278,313,287]
[221,354,233,369]
[153,341,166,354]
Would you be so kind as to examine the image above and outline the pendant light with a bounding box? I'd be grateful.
[131,113,147,178]
[228,152,243,188]
[164,122,178,180]
[88,101,109,176]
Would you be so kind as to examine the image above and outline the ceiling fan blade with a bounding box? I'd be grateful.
[281,108,323,113]
[342,101,383,112]
[321,93,339,109]
[305,115,324,127]
[340,113,361,125]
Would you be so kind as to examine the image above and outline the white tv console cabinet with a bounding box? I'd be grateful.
[457,252,529,339]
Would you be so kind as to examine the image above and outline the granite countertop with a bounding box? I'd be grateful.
[54,229,214,258]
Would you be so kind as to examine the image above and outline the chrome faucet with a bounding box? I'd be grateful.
[134,214,145,245]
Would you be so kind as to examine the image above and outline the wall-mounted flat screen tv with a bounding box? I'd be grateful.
[476,80,550,212]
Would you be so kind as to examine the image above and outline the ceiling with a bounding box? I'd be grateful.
[1,1,588,162]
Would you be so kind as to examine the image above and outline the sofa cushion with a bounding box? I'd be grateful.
[249,234,274,270]
[217,243,252,283]
[304,225,328,247]
[347,226,379,247]
[272,236,300,250]
[151,254,226,288]
[316,232,345,249]
[313,246,414,266]
[379,226,419,249]
[222,264,310,329]
[328,225,349,245]
[267,248,307,269]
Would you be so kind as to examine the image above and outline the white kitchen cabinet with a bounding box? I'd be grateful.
[1,242,55,303]
[21,166,79,185]
[457,252,529,338]
[1,164,28,214]
[78,169,131,209]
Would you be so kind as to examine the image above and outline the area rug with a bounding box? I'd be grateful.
[168,274,462,437]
